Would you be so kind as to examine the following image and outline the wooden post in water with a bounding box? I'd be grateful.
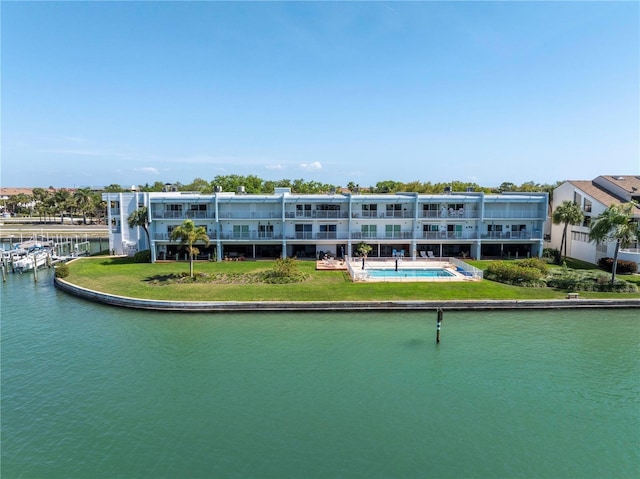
[1,264,6,282]
[33,262,38,282]
[436,308,443,344]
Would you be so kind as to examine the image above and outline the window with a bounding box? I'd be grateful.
[362,204,378,217]
[583,199,592,213]
[422,203,439,217]
[188,204,207,218]
[233,225,249,239]
[572,231,590,243]
[319,224,337,239]
[510,224,526,238]
[296,204,312,217]
[385,225,401,238]
[361,225,377,238]
[295,224,312,239]
[423,224,438,238]
[573,192,582,206]
[447,224,463,238]
[316,204,341,218]
[488,224,503,238]
[258,223,273,238]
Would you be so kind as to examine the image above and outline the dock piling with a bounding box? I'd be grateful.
[436,308,443,344]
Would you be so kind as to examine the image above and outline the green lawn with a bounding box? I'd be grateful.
[62,257,640,302]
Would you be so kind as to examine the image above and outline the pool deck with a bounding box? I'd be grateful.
[54,276,640,312]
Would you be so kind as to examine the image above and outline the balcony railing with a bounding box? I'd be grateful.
[316,232,338,240]
[149,229,542,242]
[218,211,280,219]
[420,209,477,219]
[151,210,215,220]
[355,211,415,219]
[154,232,218,241]
[293,232,314,239]
[481,231,542,240]
[483,209,543,219]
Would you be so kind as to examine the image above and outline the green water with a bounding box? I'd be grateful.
[2,270,639,478]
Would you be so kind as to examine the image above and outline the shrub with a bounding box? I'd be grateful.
[542,248,561,265]
[261,257,308,284]
[546,269,638,293]
[55,263,70,278]
[485,261,545,286]
[516,257,549,275]
[133,249,151,263]
[597,257,637,274]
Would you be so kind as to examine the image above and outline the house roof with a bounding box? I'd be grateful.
[598,175,640,195]
[567,181,625,207]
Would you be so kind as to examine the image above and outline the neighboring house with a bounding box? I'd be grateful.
[104,187,548,262]
[551,175,640,267]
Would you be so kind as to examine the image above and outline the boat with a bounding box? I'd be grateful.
[12,248,50,273]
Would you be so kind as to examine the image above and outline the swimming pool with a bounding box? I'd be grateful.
[366,268,456,278]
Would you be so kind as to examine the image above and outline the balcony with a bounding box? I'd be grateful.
[293,232,314,240]
[151,209,215,220]
[316,232,343,240]
[154,231,218,241]
[481,231,542,240]
[185,211,215,220]
[218,211,280,219]
[483,209,543,219]
[356,211,414,219]
[349,232,412,240]
[420,209,477,219]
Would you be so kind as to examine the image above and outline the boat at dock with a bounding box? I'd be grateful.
[11,247,51,273]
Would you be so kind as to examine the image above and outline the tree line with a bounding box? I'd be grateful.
[105,175,561,196]
[1,176,561,222]
[2,187,106,224]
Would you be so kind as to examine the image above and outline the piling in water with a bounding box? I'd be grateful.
[436,308,443,344]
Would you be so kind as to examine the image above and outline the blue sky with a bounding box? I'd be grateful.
[2,1,638,189]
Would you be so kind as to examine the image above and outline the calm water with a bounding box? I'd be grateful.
[2,269,639,478]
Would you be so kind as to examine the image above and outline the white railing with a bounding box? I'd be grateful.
[449,257,483,280]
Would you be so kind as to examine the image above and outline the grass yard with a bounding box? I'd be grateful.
[62,257,640,302]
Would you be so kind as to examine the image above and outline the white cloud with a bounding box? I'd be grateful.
[265,164,284,170]
[300,161,322,171]
[134,167,160,175]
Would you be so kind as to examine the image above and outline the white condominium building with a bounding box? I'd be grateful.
[104,187,548,262]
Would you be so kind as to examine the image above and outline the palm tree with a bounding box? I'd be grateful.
[356,242,372,258]
[552,200,584,261]
[170,219,210,278]
[589,203,639,284]
[127,207,151,260]
[73,188,94,225]
[53,189,72,224]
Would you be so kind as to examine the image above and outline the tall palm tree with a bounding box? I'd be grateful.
[54,189,72,224]
[127,206,151,259]
[170,219,210,278]
[73,188,94,225]
[552,200,584,261]
[589,203,639,284]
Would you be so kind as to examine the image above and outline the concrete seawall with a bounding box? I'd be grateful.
[54,277,640,312]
